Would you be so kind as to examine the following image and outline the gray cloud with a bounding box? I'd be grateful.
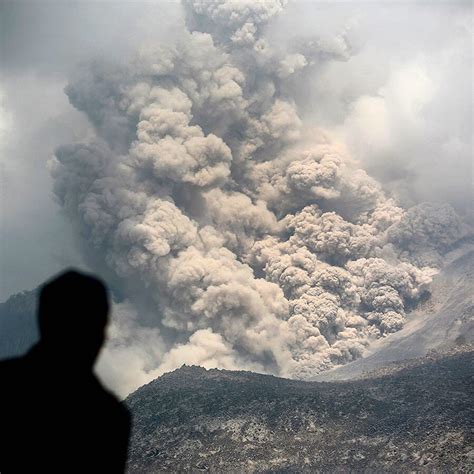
[270,2,472,212]
[1,1,471,396]
[0,1,182,299]
[48,0,472,396]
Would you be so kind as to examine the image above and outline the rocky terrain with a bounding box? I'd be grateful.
[0,289,38,359]
[125,346,474,473]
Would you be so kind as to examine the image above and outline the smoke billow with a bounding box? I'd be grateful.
[49,0,471,395]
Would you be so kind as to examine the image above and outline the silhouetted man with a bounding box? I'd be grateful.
[0,270,131,473]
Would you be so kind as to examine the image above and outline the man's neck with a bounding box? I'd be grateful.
[28,342,98,379]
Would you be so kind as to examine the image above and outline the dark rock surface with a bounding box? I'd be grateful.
[125,346,474,473]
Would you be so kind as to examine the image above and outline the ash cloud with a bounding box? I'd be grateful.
[48,0,472,396]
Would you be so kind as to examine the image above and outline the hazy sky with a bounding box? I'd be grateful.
[0,1,183,298]
[0,0,472,300]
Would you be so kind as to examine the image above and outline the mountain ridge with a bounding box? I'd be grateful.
[125,346,473,473]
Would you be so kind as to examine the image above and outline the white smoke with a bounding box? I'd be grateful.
[50,0,471,396]
[95,302,165,398]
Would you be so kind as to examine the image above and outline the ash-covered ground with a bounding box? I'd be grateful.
[125,345,474,473]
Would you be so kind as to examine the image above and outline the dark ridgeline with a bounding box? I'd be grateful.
[125,348,473,473]
[0,270,131,473]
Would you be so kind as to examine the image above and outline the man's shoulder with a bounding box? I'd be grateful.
[0,354,25,366]
[0,355,29,376]
[0,356,31,402]
[95,380,131,422]
[108,392,131,423]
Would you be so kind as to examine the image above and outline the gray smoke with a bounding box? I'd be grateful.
[49,0,471,396]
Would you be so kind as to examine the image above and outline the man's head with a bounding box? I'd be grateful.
[38,270,110,368]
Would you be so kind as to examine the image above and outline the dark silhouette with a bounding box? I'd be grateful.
[0,270,131,473]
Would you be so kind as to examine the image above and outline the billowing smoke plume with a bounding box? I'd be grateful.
[50,0,471,395]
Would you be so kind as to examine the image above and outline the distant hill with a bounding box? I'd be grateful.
[0,289,38,359]
[125,347,473,473]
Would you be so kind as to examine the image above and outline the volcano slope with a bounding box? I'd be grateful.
[125,346,473,473]
[315,248,474,382]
